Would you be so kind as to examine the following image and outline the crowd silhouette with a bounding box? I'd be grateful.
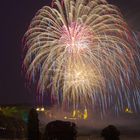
[27,108,77,140]
[27,108,121,140]
[43,120,77,140]
[101,125,120,140]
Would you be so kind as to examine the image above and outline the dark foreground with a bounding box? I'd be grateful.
[0,135,140,140]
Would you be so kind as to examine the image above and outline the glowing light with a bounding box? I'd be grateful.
[36,107,45,111]
[71,109,88,120]
[41,107,45,111]
[23,0,140,116]
[125,108,133,113]
[36,108,40,111]
[83,108,88,120]
[64,116,67,119]
[72,110,76,117]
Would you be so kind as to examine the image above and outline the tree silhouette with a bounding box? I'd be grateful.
[27,108,40,140]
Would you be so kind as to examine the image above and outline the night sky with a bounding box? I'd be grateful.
[0,0,140,105]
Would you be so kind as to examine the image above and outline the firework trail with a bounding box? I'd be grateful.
[23,0,140,116]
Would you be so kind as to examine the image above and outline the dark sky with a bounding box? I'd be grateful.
[0,0,140,105]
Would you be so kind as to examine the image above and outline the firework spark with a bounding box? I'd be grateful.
[23,0,140,116]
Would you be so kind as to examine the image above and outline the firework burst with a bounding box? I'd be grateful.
[23,0,140,116]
